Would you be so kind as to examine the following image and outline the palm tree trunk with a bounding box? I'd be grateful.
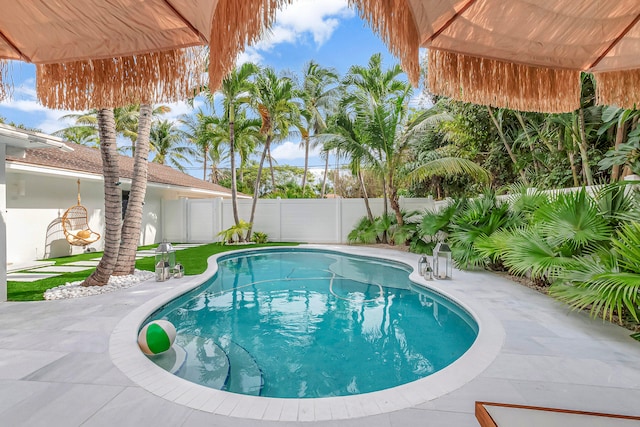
[203,146,208,181]
[358,170,374,222]
[577,108,594,186]
[612,121,627,181]
[321,153,329,197]
[387,171,404,227]
[267,145,276,190]
[247,137,271,238]
[568,150,580,186]
[83,109,122,287]
[301,136,310,192]
[381,176,389,244]
[515,111,541,181]
[113,104,152,276]
[487,106,529,185]
[230,118,241,229]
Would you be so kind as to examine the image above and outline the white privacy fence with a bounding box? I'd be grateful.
[162,197,436,244]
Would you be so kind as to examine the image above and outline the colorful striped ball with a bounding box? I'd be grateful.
[137,320,176,355]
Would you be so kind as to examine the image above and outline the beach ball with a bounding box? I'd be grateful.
[138,320,176,355]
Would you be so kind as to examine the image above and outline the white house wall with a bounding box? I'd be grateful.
[6,172,165,266]
[6,173,105,265]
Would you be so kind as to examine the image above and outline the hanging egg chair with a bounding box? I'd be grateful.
[62,179,101,247]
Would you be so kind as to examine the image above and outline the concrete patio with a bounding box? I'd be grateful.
[1,245,639,426]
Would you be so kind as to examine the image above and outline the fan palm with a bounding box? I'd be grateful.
[550,222,640,323]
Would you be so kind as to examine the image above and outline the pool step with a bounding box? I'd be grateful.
[174,334,230,390]
[148,344,187,374]
[220,341,264,396]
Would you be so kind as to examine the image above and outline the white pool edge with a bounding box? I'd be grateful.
[109,244,505,422]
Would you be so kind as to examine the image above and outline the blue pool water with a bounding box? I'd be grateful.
[145,249,478,398]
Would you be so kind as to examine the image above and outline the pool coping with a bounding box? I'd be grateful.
[109,244,505,422]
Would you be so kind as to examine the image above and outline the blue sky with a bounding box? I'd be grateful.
[0,0,421,177]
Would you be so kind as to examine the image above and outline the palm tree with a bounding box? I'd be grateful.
[57,104,170,155]
[53,126,100,148]
[113,104,154,276]
[180,110,215,180]
[342,54,408,225]
[317,112,375,222]
[150,119,198,172]
[297,61,340,193]
[218,62,259,229]
[82,109,122,286]
[247,67,300,238]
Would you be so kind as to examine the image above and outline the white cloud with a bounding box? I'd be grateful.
[251,0,354,53]
[237,48,264,66]
[271,140,323,161]
[161,100,204,122]
[0,91,75,133]
[408,91,434,110]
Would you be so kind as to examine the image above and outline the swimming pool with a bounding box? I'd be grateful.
[143,248,478,398]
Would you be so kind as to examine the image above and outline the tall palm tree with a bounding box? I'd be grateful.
[113,104,154,276]
[318,112,375,222]
[180,110,215,180]
[342,53,409,226]
[342,54,489,229]
[218,62,259,228]
[297,61,340,193]
[247,67,300,238]
[150,119,197,172]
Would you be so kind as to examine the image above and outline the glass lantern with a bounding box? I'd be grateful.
[418,255,433,280]
[155,241,176,281]
[173,263,184,278]
[433,242,452,279]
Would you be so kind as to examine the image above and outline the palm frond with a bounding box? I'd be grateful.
[408,157,490,184]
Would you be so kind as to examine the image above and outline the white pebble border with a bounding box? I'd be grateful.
[44,269,155,300]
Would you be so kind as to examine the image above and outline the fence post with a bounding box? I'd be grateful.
[213,197,223,243]
[336,197,342,244]
[277,197,282,241]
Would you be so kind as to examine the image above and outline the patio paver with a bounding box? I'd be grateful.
[28,266,94,273]
[6,272,61,282]
[64,260,101,267]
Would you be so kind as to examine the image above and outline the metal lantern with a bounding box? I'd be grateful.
[418,255,433,280]
[155,241,176,282]
[173,263,184,279]
[433,242,453,279]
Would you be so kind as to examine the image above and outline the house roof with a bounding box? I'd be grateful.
[6,141,236,197]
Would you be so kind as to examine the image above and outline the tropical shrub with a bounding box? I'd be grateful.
[251,231,269,244]
[347,216,378,244]
[550,222,640,324]
[218,220,252,244]
[448,192,514,269]
[347,210,426,249]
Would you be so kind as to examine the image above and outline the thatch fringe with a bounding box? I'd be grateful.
[0,60,10,102]
[209,0,292,91]
[428,50,581,113]
[36,47,205,110]
[594,70,640,110]
[348,0,420,86]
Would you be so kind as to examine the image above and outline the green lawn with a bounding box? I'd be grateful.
[8,242,299,302]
